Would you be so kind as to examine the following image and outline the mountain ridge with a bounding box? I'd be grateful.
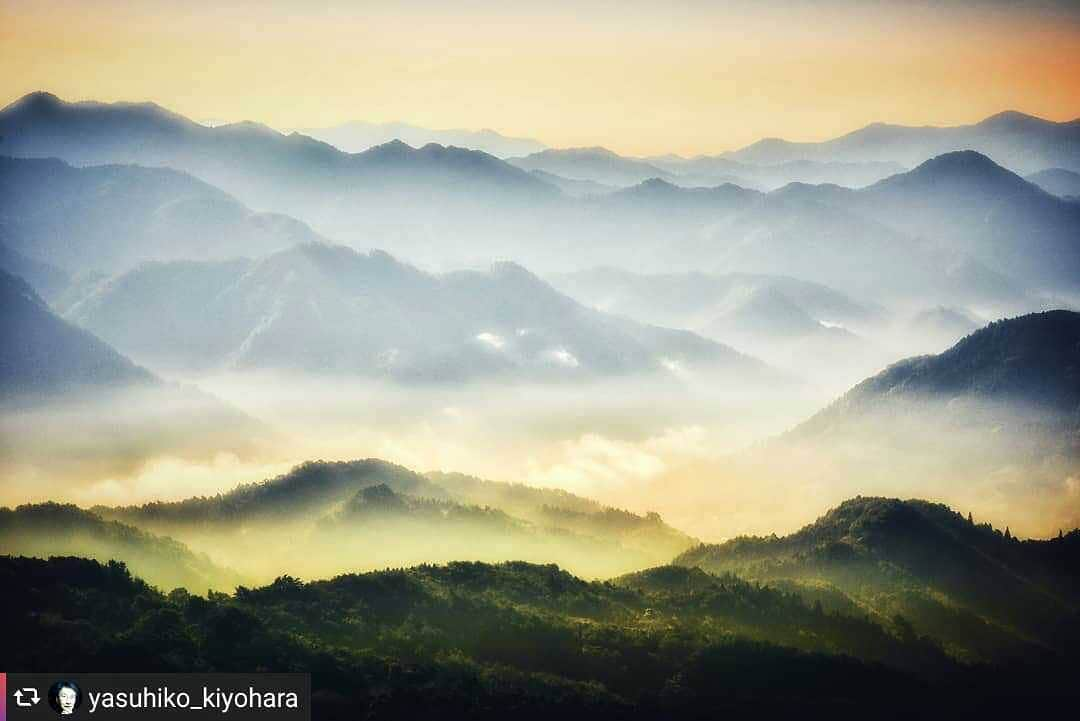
[62,240,777,383]
[723,110,1080,174]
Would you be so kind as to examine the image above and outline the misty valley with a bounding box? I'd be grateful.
[1,87,1079,720]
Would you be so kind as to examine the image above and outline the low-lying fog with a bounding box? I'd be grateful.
[3,367,1076,550]
[0,370,821,507]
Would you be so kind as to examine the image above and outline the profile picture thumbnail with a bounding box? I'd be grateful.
[48,680,82,716]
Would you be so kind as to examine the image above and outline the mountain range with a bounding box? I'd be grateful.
[4,93,1075,295]
[93,457,698,580]
[0,502,243,593]
[507,147,680,187]
[295,119,546,158]
[1026,167,1080,199]
[512,148,908,191]
[549,267,892,385]
[721,110,1080,175]
[59,241,773,383]
[424,109,1080,189]
[494,110,1080,189]
[687,151,1080,300]
[634,310,1080,542]
[0,92,559,250]
[0,155,321,275]
[5,490,1079,718]
[534,152,1074,307]
[794,310,1080,433]
[0,269,154,402]
[645,155,907,191]
[675,495,1080,661]
[769,311,1080,533]
[549,267,885,335]
[5,93,1078,297]
[0,268,264,491]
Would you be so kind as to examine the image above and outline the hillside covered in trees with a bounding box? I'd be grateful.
[4,554,1078,720]
[0,502,244,593]
[89,459,698,580]
[675,496,1080,663]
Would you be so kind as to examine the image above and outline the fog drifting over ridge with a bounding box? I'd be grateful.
[4,348,1076,547]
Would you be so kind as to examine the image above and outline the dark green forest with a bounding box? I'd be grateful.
[4,542,1079,719]
[6,473,1080,719]
[676,497,1080,662]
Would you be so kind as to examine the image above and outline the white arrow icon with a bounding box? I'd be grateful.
[14,687,41,707]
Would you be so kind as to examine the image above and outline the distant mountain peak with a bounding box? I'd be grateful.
[354,138,420,160]
[912,150,1004,174]
[722,109,1080,174]
[488,259,543,283]
[7,90,63,111]
[750,137,793,147]
[799,310,1080,426]
[555,146,621,158]
[875,150,1025,190]
[976,110,1054,130]
[638,177,677,190]
[216,119,282,137]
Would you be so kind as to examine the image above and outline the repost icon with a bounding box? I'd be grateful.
[13,686,40,708]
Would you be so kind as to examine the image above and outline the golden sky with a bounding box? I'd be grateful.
[2,0,1079,156]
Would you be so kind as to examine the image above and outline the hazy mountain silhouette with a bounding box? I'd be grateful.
[724,110,1080,174]
[0,502,244,592]
[527,169,619,197]
[63,241,774,382]
[6,94,1076,295]
[101,459,448,529]
[0,269,153,401]
[564,152,1074,307]
[776,311,1080,508]
[98,458,698,578]
[0,93,560,241]
[508,147,675,186]
[101,457,691,547]
[0,240,69,300]
[295,120,546,157]
[318,483,688,575]
[0,155,321,274]
[547,267,891,385]
[426,471,697,563]
[0,268,264,483]
[646,155,905,190]
[907,306,981,352]
[549,267,883,331]
[686,187,954,301]
[652,311,1080,548]
[799,310,1080,422]
[704,286,850,340]
[1026,167,1080,199]
[515,148,905,190]
[601,177,758,214]
[715,152,1080,296]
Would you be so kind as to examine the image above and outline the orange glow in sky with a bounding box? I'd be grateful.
[2,0,1078,156]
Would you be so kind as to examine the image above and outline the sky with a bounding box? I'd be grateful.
[1,0,1079,156]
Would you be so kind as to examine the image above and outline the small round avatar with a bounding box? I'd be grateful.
[48,680,82,715]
